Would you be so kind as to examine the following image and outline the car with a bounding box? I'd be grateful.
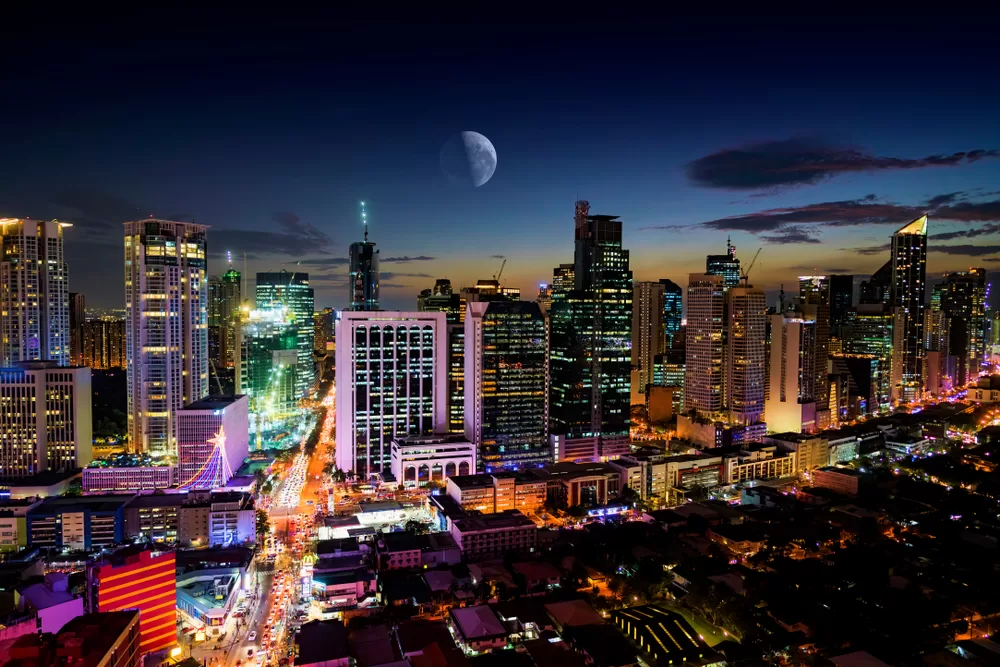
[247,631,257,642]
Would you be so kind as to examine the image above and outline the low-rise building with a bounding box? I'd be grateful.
[376,532,461,571]
[176,567,244,630]
[707,524,767,558]
[449,510,537,561]
[723,445,796,484]
[82,455,176,493]
[811,466,863,496]
[357,501,405,528]
[445,473,546,514]
[123,494,184,545]
[764,432,830,473]
[529,462,620,508]
[884,431,934,458]
[27,495,132,550]
[449,605,508,653]
[311,569,376,610]
[0,498,43,552]
[391,434,475,488]
[5,611,141,667]
[297,619,350,667]
[969,375,1000,404]
[177,490,256,547]
[18,572,84,633]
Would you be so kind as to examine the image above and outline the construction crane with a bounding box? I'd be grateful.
[493,257,507,283]
[741,248,762,286]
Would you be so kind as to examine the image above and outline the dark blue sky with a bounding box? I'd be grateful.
[2,12,999,309]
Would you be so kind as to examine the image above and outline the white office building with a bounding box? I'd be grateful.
[0,361,92,478]
[335,311,448,479]
[684,274,725,414]
[390,433,475,488]
[124,220,209,457]
[765,314,818,433]
[0,218,71,366]
[177,395,250,489]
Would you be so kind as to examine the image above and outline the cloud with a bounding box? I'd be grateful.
[931,222,1000,241]
[272,211,333,247]
[695,195,924,234]
[759,226,821,245]
[381,272,433,279]
[49,190,146,230]
[933,200,1000,223]
[686,137,1000,190]
[381,255,436,263]
[210,212,335,258]
[925,192,966,207]
[853,243,891,256]
[932,244,1000,257]
[296,257,351,267]
[789,265,854,274]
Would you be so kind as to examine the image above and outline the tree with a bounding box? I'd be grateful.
[405,520,429,535]
[256,509,271,539]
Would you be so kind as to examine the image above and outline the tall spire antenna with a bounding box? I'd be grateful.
[361,200,368,243]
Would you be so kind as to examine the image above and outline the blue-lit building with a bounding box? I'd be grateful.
[660,279,683,350]
[27,495,131,550]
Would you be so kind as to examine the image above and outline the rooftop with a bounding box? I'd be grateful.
[29,495,134,514]
[296,620,349,666]
[451,605,506,640]
[610,606,715,666]
[359,500,403,513]
[395,433,473,447]
[5,611,139,667]
[815,466,862,477]
[544,600,604,628]
[86,453,166,468]
[447,474,495,490]
[181,394,247,411]
[452,510,535,533]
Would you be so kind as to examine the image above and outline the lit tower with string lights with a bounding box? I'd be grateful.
[349,201,380,311]
[177,395,249,490]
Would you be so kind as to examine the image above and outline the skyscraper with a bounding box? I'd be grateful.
[725,285,768,427]
[799,276,832,429]
[549,201,632,463]
[256,270,315,399]
[889,216,928,402]
[240,307,299,447]
[207,268,242,394]
[765,314,818,433]
[705,238,741,289]
[828,274,855,336]
[465,301,548,470]
[0,218,71,366]
[859,261,891,305]
[314,307,334,354]
[69,292,86,366]
[124,219,208,457]
[335,311,448,478]
[417,279,464,434]
[941,268,987,386]
[684,273,725,414]
[632,281,665,402]
[349,201,380,311]
[83,318,126,370]
[0,361,92,477]
[660,279,683,351]
[846,304,893,412]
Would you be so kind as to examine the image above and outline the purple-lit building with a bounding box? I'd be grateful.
[177,395,249,490]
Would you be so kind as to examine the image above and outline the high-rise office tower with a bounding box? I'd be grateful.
[83,318,127,369]
[417,279,465,434]
[705,237,741,289]
[799,276,832,429]
[924,306,950,397]
[314,307,334,354]
[549,201,632,463]
[941,268,987,386]
[859,261,892,305]
[765,314,818,433]
[846,304,893,412]
[889,215,928,402]
[684,274,725,414]
[335,312,448,478]
[69,292,86,366]
[465,301,548,470]
[0,361,92,477]
[536,283,554,316]
[828,275,855,336]
[632,281,666,402]
[660,279,683,351]
[256,270,315,399]
[348,201,380,311]
[552,263,575,295]
[177,395,249,489]
[240,307,299,447]
[124,219,208,457]
[0,218,71,366]
[725,285,768,427]
[207,268,242,394]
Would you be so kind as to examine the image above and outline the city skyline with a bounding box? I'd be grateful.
[1,16,998,311]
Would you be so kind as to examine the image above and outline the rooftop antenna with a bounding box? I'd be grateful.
[361,200,368,243]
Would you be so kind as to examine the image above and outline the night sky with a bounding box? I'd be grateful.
[2,12,999,310]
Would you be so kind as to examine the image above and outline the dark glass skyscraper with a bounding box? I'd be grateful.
[829,274,855,334]
[417,278,465,434]
[889,216,928,402]
[549,201,632,463]
[706,238,741,289]
[942,268,987,386]
[465,300,548,470]
[660,279,683,350]
[349,201,380,311]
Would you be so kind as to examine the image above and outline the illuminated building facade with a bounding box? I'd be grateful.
[941,268,987,386]
[798,276,832,429]
[0,218,71,366]
[207,268,241,393]
[313,307,334,354]
[726,286,767,428]
[349,202,379,311]
[632,281,665,402]
[124,219,208,457]
[765,314,817,433]
[240,308,299,444]
[335,311,448,478]
[83,318,126,369]
[70,292,86,366]
[87,549,178,655]
[705,237,741,289]
[465,300,548,470]
[684,273,725,414]
[256,270,315,399]
[846,304,893,412]
[549,201,632,463]
[829,274,855,337]
[660,278,683,350]
[177,395,249,489]
[0,361,93,477]
[417,279,465,433]
[889,215,928,401]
